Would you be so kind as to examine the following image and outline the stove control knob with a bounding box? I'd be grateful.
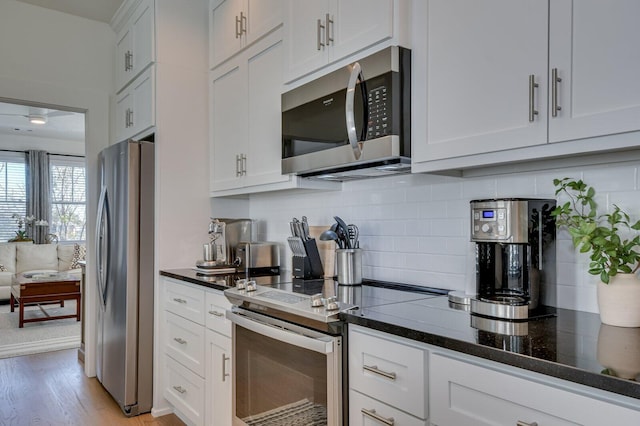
[235,278,247,290]
[245,280,257,292]
[325,296,339,311]
[310,293,324,307]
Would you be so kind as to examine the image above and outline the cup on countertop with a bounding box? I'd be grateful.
[336,248,362,285]
[203,243,214,262]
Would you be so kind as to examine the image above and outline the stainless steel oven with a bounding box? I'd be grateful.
[227,307,342,426]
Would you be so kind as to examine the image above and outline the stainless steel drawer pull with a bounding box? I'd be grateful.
[325,13,333,46]
[209,310,224,317]
[516,422,538,426]
[361,408,394,426]
[363,364,397,380]
[528,74,539,122]
[173,385,187,394]
[222,353,230,382]
[173,298,187,304]
[173,337,187,345]
[551,67,562,117]
[317,18,325,50]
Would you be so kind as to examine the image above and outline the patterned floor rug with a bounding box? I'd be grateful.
[0,301,80,359]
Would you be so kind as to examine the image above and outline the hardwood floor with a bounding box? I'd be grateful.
[0,349,185,426]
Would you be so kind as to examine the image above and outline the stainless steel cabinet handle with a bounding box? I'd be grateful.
[128,51,133,71]
[241,154,247,176]
[528,74,539,122]
[173,298,187,304]
[129,109,133,127]
[124,51,129,71]
[325,13,333,46]
[317,18,325,50]
[517,422,538,426]
[125,109,129,128]
[235,154,242,177]
[235,15,240,38]
[222,353,230,382]
[173,337,187,345]
[361,408,395,426]
[551,67,562,117]
[363,364,396,380]
[209,310,224,317]
[240,11,247,36]
[173,385,187,394]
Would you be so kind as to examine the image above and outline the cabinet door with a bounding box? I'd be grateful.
[115,88,133,143]
[210,0,244,68]
[130,0,154,78]
[549,0,640,143]
[246,0,283,45]
[210,61,248,191]
[329,0,394,63]
[115,26,133,92]
[417,0,548,163]
[284,0,330,82]
[245,36,290,187]
[131,66,155,138]
[205,330,232,426]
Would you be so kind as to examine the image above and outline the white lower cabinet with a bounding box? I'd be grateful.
[161,277,233,425]
[429,353,640,426]
[348,325,428,425]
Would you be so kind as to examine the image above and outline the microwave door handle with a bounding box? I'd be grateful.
[345,61,364,160]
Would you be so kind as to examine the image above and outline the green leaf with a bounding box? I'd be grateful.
[600,270,610,284]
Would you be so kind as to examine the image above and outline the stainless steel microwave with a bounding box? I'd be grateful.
[282,46,411,181]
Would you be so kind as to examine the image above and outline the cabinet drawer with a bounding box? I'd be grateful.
[165,311,205,377]
[205,290,232,336]
[349,326,427,419]
[430,353,640,426]
[164,355,205,426]
[349,389,426,426]
[164,278,206,324]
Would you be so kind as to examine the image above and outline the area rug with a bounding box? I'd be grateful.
[0,300,80,359]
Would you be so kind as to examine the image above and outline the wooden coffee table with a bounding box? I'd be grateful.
[10,272,81,328]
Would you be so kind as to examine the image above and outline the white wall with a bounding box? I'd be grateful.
[0,133,85,156]
[0,0,114,376]
[248,157,640,314]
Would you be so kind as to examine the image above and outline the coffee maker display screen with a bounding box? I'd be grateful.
[482,210,495,219]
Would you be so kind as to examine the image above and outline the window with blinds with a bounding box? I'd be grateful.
[50,156,86,242]
[0,152,26,242]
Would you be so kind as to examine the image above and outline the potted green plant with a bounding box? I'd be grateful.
[552,177,640,327]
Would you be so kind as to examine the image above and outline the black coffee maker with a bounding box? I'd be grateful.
[469,199,556,320]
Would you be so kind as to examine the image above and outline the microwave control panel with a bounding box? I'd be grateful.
[367,84,391,139]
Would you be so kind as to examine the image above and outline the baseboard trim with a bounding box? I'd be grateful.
[151,406,174,418]
[0,336,80,359]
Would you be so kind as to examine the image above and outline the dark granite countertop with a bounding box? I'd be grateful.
[159,269,640,402]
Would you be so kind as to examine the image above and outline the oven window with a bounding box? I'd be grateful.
[235,325,328,425]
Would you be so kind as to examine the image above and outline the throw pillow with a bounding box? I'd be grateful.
[16,243,58,273]
[57,244,76,271]
[71,243,86,269]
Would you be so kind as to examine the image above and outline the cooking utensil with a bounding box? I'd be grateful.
[333,216,351,248]
[319,229,340,247]
[348,224,359,249]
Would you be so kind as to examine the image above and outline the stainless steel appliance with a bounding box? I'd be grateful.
[95,139,154,415]
[282,46,411,181]
[225,279,350,425]
[468,198,556,320]
[235,241,280,277]
[198,218,253,268]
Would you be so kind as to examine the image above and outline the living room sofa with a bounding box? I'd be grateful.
[0,242,85,301]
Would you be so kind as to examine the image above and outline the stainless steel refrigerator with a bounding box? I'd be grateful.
[96,139,154,416]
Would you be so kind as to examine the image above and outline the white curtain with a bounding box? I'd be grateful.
[26,150,50,244]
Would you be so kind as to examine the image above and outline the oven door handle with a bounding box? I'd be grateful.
[227,311,335,354]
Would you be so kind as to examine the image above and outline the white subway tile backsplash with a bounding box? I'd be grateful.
[246,161,640,313]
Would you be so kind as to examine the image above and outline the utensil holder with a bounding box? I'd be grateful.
[336,248,362,285]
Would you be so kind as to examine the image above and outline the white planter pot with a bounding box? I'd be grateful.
[597,273,640,327]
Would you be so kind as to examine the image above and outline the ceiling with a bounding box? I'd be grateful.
[0,101,85,142]
[16,0,124,24]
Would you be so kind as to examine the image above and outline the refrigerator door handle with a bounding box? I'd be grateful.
[96,185,111,308]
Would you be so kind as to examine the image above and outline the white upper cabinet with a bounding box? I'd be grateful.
[114,0,155,93]
[209,0,282,69]
[416,0,549,162]
[413,0,640,172]
[284,0,397,83]
[210,30,291,193]
[115,66,155,142]
[548,0,640,143]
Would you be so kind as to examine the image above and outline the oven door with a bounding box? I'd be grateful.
[227,308,342,426]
